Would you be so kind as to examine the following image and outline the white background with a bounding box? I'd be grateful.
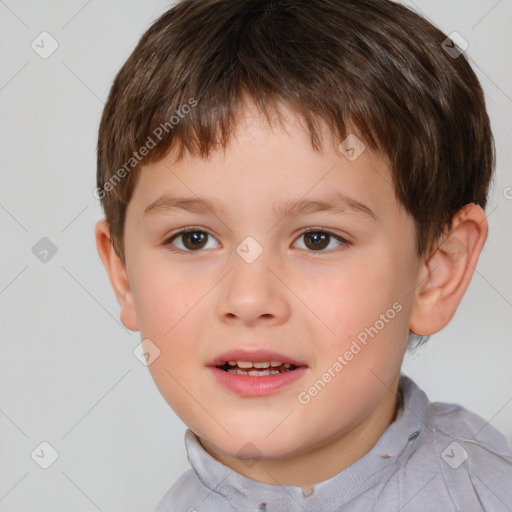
[0,1,511,510]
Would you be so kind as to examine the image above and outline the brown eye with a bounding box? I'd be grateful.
[166,230,218,252]
[304,232,329,250]
[295,230,348,252]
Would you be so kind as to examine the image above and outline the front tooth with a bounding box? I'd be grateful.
[248,370,260,376]
[237,361,253,368]
[253,361,270,368]
[270,361,283,367]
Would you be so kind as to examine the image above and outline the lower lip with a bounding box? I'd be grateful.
[209,366,308,396]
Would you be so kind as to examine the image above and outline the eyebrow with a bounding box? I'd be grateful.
[143,191,378,221]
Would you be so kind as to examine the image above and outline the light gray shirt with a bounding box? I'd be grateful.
[155,375,512,511]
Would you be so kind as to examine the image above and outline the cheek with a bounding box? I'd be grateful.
[130,265,207,389]
[305,253,411,362]
[137,274,205,418]
[319,267,395,327]
[131,261,199,339]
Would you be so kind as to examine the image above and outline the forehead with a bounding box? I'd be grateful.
[129,102,401,226]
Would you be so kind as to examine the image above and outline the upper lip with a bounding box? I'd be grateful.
[207,349,307,367]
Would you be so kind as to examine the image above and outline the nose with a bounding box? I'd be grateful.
[216,253,291,327]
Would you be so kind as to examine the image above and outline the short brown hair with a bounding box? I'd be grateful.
[97,0,494,264]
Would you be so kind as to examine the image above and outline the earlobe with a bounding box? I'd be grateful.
[94,219,139,331]
[409,203,488,336]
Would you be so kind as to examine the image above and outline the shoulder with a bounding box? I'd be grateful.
[397,377,512,510]
[429,396,512,507]
[431,398,512,461]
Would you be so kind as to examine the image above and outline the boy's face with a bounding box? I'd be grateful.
[118,102,424,474]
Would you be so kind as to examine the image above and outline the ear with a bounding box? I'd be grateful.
[409,203,488,336]
[94,219,139,331]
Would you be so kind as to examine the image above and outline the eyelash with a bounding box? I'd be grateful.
[163,227,350,254]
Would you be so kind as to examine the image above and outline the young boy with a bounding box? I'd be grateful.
[94,0,512,510]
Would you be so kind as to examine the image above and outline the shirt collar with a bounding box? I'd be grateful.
[183,375,432,510]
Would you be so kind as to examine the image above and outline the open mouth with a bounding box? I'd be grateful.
[209,353,308,395]
[216,360,298,376]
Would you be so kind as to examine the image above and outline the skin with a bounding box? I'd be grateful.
[96,100,488,487]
